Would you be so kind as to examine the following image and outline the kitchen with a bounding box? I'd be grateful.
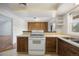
[0,3,79,56]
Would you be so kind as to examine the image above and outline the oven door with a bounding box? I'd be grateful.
[28,38,45,51]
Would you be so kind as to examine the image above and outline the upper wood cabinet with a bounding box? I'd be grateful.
[28,22,48,31]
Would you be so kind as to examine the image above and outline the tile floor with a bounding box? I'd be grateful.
[0,49,58,56]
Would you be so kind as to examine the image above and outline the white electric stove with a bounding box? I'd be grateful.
[28,30,45,55]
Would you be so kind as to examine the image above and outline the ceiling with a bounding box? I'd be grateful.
[7,3,76,15]
[0,3,77,22]
[70,5,79,15]
[57,3,76,15]
[9,3,60,11]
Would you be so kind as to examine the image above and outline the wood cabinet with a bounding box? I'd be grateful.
[58,38,79,56]
[17,36,57,54]
[17,37,28,53]
[46,37,56,54]
[28,22,48,31]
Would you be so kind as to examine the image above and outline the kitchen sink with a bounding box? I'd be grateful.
[62,37,79,43]
[62,37,75,40]
[73,41,79,43]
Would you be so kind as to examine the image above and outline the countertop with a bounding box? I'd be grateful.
[17,32,79,48]
[58,37,79,48]
[17,32,70,37]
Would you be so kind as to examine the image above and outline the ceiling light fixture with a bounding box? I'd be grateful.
[19,3,27,6]
[33,17,40,21]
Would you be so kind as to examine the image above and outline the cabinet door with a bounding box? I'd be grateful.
[17,37,28,53]
[41,22,48,31]
[46,37,56,54]
[44,22,48,31]
[35,22,41,30]
[28,22,48,31]
[28,22,35,31]
[58,38,79,56]
[58,39,63,55]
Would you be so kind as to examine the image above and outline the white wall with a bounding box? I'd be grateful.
[48,22,51,31]
[0,21,12,35]
[63,14,72,34]
[63,15,68,33]
[0,14,12,35]
[0,14,28,44]
[48,22,56,32]
[0,8,27,44]
[13,18,27,44]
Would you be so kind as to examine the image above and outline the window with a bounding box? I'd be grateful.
[72,18,79,32]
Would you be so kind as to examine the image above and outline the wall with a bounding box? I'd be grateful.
[48,18,56,32]
[48,22,51,32]
[0,14,12,35]
[0,14,13,51]
[13,18,27,44]
[0,21,12,35]
[63,14,72,34]
[0,13,27,44]
[63,15,68,33]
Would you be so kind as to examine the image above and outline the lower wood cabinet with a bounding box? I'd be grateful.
[17,37,57,54]
[17,37,28,53]
[46,37,56,54]
[17,36,79,55]
[58,38,79,56]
